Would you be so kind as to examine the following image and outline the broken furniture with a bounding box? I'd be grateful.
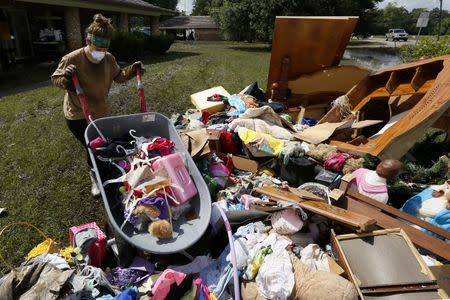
[339,175,450,261]
[331,228,449,299]
[319,55,450,159]
[267,16,369,110]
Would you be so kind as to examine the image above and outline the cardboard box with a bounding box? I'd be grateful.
[190,86,230,114]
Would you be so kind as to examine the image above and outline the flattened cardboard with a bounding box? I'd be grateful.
[294,121,349,144]
[190,86,230,114]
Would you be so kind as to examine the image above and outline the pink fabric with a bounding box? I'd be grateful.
[89,137,106,151]
[69,222,107,267]
[324,153,353,172]
[240,194,261,210]
[352,168,387,193]
[149,269,186,300]
[146,138,175,157]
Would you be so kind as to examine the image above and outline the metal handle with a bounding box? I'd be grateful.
[136,67,147,113]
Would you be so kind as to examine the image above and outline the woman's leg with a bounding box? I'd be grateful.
[65,118,100,197]
[65,118,92,167]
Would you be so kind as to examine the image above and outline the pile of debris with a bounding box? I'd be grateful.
[1,16,449,300]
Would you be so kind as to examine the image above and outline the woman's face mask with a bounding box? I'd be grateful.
[90,49,106,62]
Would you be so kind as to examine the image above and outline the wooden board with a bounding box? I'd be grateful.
[254,186,376,232]
[267,16,358,95]
[288,65,369,95]
[344,194,450,261]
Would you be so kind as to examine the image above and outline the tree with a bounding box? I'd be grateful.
[143,0,178,10]
[210,0,382,42]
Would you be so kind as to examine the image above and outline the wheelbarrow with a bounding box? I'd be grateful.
[70,68,212,255]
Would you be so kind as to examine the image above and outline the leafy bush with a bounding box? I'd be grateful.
[145,33,175,55]
[400,36,450,62]
[110,31,146,62]
[110,31,174,61]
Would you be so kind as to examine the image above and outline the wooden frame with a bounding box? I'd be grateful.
[320,55,450,159]
[331,228,449,299]
[267,16,365,108]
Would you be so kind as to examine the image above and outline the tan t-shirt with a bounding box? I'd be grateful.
[51,48,134,120]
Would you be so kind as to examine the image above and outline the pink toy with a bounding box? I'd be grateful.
[152,153,198,205]
[69,222,107,267]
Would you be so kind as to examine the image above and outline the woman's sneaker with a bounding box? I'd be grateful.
[90,170,101,198]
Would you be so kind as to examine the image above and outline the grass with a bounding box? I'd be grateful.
[0,41,271,274]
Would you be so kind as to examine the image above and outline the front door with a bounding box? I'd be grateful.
[7,9,33,58]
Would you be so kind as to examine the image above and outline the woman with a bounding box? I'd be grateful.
[52,13,143,197]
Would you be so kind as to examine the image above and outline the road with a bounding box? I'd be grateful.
[350,36,416,48]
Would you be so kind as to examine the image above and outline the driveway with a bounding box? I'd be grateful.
[352,37,416,48]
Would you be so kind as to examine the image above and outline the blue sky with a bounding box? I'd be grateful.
[177,0,449,15]
[379,0,450,11]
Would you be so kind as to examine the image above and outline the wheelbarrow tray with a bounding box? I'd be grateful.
[85,112,212,254]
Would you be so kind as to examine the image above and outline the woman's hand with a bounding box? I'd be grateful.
[132,61,145,75]
[64,64,77,78]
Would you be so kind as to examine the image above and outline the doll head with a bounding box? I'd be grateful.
[376,159,402,180]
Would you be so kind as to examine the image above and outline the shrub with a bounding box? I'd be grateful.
[400,36,450,62]
[145,33,175,55]
[110,31,146,62]
[110,31,175,62]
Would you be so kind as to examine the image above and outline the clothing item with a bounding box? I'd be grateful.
[254,234,294,300]
[271,208,304,235]
[168,255,214,275]
[300,244,330,272]
[148,269,186,300]
[237,127,284,157]
[66,118,92,167]
[351,168,389,203]
[240,253,358,300]
[107,257,154,289]
[52,48,135,120]
[324,152,355,172]
[23,253,70,270]
[0,263,74,300]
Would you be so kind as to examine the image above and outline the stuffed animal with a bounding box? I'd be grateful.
[350,159,402,204]
[148,220,173,239]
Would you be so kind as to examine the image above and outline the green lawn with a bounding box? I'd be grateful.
[0,41,271,274]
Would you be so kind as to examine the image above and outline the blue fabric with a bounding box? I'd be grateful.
[227,95,247,117]
[401,188,450,239]
[113,288,137,300]
[301,117,318,126]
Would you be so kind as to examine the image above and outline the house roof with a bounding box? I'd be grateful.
[160,16,218,29]
[16,0,175,16]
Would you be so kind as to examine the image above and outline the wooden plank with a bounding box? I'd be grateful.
[346,197,450,261]
[346,191,450,240]
[254,186,376,232]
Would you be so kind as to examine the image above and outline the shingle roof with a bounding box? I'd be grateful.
[89,0,174,14]
[160,16,219,29]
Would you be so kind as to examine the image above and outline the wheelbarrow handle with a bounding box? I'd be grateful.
[71,73,92,123]
[136,66,147,113]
